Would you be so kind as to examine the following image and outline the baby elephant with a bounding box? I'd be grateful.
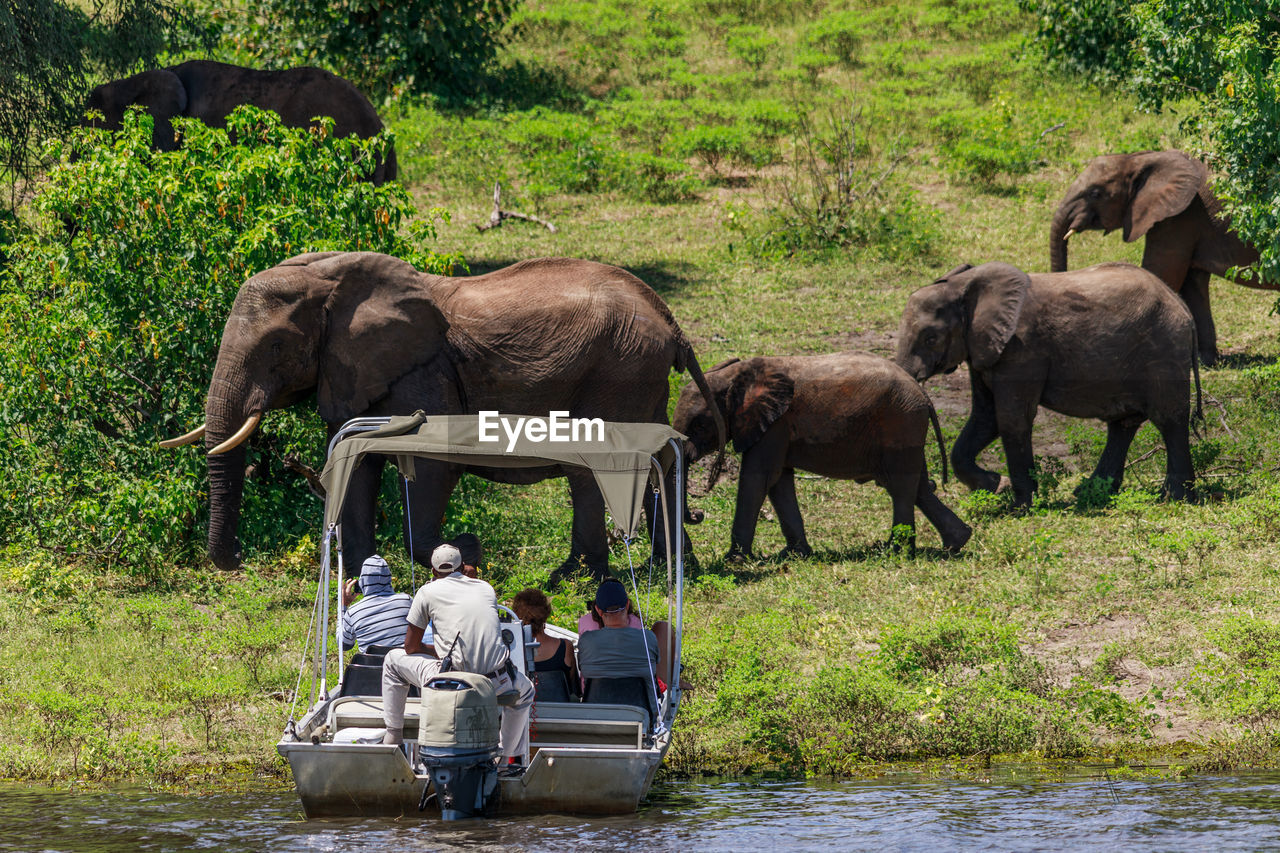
[673,353,972,560]
[896,262,1202,506]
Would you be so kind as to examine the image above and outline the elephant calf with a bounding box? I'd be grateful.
[673,353,972,560]
[896,262,1203,507]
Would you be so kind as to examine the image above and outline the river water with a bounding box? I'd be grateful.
[4,771,1280,851]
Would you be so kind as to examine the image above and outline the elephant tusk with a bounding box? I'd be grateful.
[208,413,262,456]
[1063,228,1076,241]
[159,423,207,448]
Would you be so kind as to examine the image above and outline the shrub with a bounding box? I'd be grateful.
[933,95,1051,187]
[672,125,758,175]
[241,0,519,102]
[725,25,779,72]
[743,102,939,258]
[804,9,868,68]
[0,107,457,572]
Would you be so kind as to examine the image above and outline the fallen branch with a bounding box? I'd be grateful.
[284,455,326,499]
[1125,446,1165,469]
[475,182,558,233]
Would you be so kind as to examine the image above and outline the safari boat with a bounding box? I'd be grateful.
[277,412,688,819]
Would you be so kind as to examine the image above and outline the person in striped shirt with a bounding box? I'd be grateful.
[340,555,412,654]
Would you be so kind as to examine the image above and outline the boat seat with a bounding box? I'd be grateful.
[583,677,657,729]
[328,696,421,740]
[531,670,573,703]
[529,701,648,750]
[335,652,419,699]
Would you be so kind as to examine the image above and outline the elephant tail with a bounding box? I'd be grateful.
[680,339,727,493]
[927,395,949,485]
[1191,329,1205,438]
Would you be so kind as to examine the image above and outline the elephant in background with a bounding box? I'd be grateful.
[896,261,1202,508]
[161,252,724,579]
[672,353,972,560]
[84,60,396,183]
[1050,149,1275,365]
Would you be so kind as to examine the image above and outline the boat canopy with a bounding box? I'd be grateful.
[320,412,685,538]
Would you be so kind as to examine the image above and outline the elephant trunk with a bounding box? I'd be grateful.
[204,356,272,571]
[1049,201,1075,272]
[206,445,247,571]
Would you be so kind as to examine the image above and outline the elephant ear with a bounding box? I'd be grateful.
[728,358,794,454]
[1124,151,1207,242]
[961,263,1030,370]
[934,263,973,283]
[317,254,450,422]
[708,357,741,373]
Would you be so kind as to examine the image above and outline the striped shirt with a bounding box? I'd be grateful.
[340,592,413,651]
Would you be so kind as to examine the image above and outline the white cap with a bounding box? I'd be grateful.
[431,543,463,573]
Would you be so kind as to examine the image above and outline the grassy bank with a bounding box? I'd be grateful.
[6,0,1280,785]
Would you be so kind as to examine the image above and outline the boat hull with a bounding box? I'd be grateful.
[280,741,665,818]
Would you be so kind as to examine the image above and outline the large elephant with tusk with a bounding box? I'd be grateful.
[1050,149,1277,366]
[163,251,723,578]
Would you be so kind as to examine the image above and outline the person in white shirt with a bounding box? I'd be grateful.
[380,542,536,767]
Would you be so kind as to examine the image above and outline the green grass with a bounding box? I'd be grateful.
[6,0,1280,784]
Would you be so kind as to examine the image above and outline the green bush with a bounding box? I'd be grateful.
[0,107,457,573]
[804,9,869,68]
[740,103,939,258]
[934,95,1049,186]
[239,0,518,102]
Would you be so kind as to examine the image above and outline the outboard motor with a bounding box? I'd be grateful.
[418,672,502,820]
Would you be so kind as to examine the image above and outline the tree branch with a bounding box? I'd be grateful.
[475,181,558,233]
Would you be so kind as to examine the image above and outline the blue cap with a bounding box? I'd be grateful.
[594,580,628,612]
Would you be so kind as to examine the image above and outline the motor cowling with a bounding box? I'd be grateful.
[418,672,502,820]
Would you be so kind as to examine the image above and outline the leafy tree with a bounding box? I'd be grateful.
[1022,0,1280,283]
[0,0,210,203]
[0,107,458,573]
[240,0,520,102]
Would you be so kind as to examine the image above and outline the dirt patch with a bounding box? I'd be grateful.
[1028,614,1223,745]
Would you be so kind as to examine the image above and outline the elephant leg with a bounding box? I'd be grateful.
[952,373,1002,493]
[878,448,921,554]
[729,427,788,561]
[1085,419,1141,494]
[402,457,460,569]
[1152,410,1196,501]
[555,469,611,582]
[1181,268,1217,366]
[916,472,972,553]
[768,468,811,558]
[995,397,1039,507]
[340,453,386,571]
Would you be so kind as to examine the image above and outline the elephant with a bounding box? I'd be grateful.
[84,60,396,184]
[671,353,972,560]
[1050,149,1276,366]
[161,251,724,578]
[896,261,1203,508]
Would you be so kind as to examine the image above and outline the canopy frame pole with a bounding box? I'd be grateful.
[667,438,685,703]
[321,416,392,700]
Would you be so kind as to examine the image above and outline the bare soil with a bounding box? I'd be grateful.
[1028,614,1224,745]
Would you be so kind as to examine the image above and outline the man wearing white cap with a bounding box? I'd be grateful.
[381,541,536,768]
